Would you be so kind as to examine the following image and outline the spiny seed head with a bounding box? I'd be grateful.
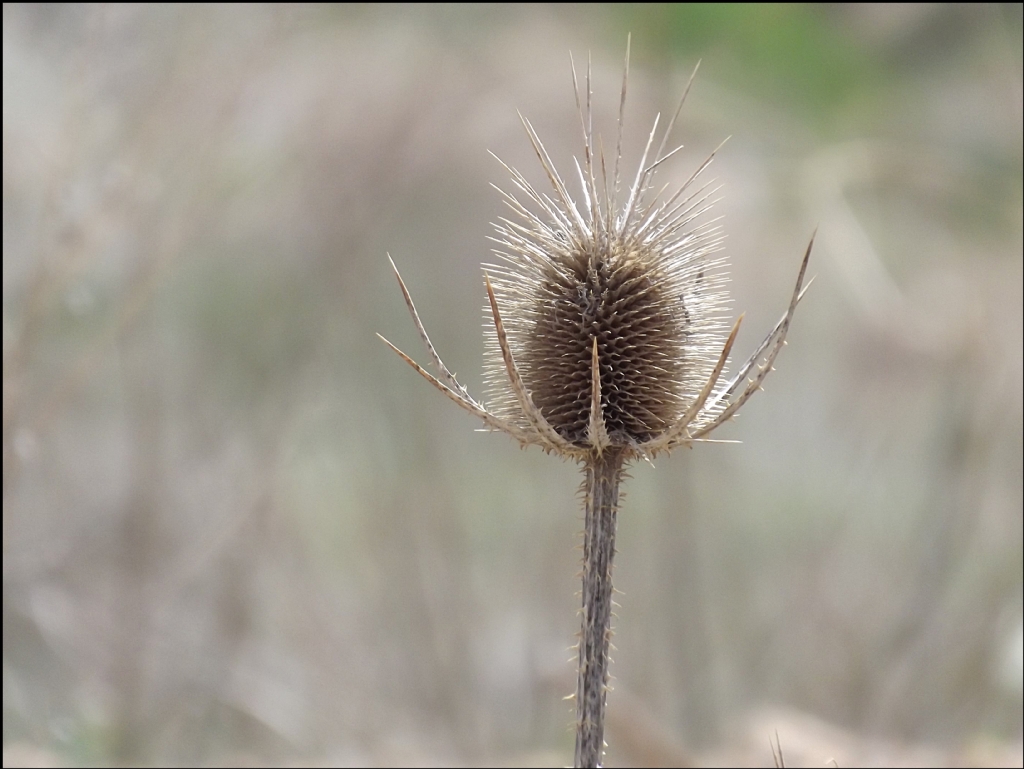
[483,65,730,453]
[379,51,811,466]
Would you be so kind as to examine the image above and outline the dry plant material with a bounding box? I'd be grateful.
[379,42,813,769]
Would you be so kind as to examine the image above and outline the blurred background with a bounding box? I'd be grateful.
[3,4,1022,767]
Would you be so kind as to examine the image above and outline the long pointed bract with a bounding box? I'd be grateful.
[484,274,577,454]
[588,338,611,452]
[694,233,814,437]
[643,314,744,454]
[387,255,471,398]
[377,334,532,442]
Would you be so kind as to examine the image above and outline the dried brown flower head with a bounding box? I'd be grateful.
[379,43,813,769]
[380,57,811,464]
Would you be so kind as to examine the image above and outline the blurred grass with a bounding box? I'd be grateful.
[619,3,878,122]
[3,4,1022,767]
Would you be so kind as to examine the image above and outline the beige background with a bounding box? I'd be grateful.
[3,4,1022,766]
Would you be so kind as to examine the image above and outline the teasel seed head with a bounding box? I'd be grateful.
[482,77,731,454]
[379,48,812,465]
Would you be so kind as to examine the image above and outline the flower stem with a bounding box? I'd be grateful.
[575,447,627,768]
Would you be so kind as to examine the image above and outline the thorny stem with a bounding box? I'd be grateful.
[575,447,627,768]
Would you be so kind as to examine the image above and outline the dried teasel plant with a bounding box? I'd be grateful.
[379,44,813,769]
